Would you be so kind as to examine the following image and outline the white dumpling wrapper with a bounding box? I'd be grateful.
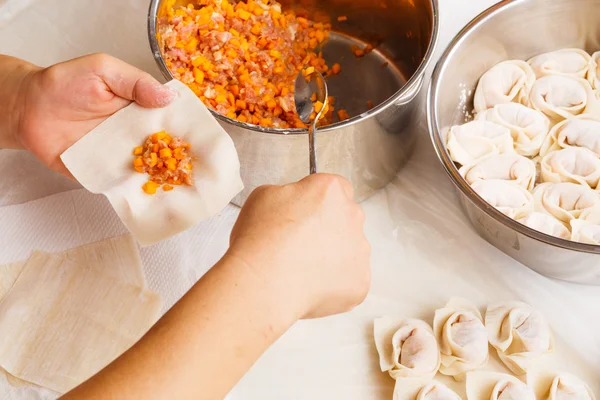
[460,153,536,191]
[533,182,600,223]
[466,371,535,400]
[540,147,600,189]
[527,369,596,400]
[373,316,440,380]
[516,212,571,240]
[474,60,536,113]
[588,51,600,90]
[446,121,514,166]
[540,114,600,157]
[570,206,600,244]
[432,298,488,380]
[484,301,553,375]
[393,379,462,400]
[529,75,598,122]
[476,103,550,157]
[528,48,591,79]
[61,80,244,246]
[471,180,534,219]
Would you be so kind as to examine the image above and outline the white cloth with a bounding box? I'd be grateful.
[1,0,600,400]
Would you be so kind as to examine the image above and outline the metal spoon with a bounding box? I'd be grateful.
[294,68,329,175]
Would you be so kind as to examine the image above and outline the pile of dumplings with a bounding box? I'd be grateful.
[373,298,596,400]
[447,48,600,244]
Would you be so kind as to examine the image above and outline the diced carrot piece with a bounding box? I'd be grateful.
[331,63,341,74]
[159,148,172,158]
[149,152,158,167]
[142,181,160,195]
[337,15,348,21]
[338,109,350,121]
[163,184,174,192]
[166,158,177,171]
[133,146,143,155]
[133,157,144,167]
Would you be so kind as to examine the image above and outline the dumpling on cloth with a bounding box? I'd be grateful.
[466,371,535,400]
[373,316,440,381]
[61,80,244,246]
[460,153,536,191]
[528,75,598,122]
[539,114,600,157]
[527,369,596,400]
[432,298,488,380]
[528,48,592,79]
[540,147,600,189]
[533,182,600,223]
[476,103,550,157]
[484,301,553,375]
[588,51,600,90]
[471,180,533,219]
[570,206,600,245]
[473,60,536,113]
[393,380,462,400]
[446,121,514,166]
[516,212,571,240]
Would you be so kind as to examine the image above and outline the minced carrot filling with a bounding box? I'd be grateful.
[133,131,194,195]
[158,0,340,128]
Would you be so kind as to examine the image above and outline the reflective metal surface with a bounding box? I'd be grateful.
[149,0,439,205]
[428,0,600,284]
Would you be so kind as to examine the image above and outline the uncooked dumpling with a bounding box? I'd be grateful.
[476,103,550,157]
[570,206,600,245]
[471,180,534,219]
[485,301,553,375]
[433,298,488,380]
[393,380,462,400]
[527,369,596,400]
[466,371,535,400]
[446,121,514,166]
[517,212,571,240]
[533,182,600,223]
[528,75,597,122]
[540,147,600,188]
[528,49,591,79]
[474,60,536,112]
[588,52,600,90]
[460,153,536,190]
[539,114,600,157]
[373,316,440,380]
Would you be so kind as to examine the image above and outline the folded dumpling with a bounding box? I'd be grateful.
[474,60,536,113]
[528,75,597,122]
[528,48,592,79]
[471,180,534,219]
[433,298,488,380]
[373,316,440,380]
[516,212,571,240]
[447,121,514,166]
[460,153,536,190]
[485,301,553,375]
[570,206,600,244]
[588,51,600,90]
[476,103,550,157]
[533,182,600,223]
[466,371,535,400]
[393,380,462,400]
[540,147,600,188]
[527,369,596,400]
[539,114,600,157]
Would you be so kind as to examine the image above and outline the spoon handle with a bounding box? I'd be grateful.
[309,120,318,174]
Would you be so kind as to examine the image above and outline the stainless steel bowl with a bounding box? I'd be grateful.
[428,0,600,284]
[149,0,439,205]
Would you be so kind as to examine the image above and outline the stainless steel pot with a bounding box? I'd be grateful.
[428,0,600,284]
[148,0,439,206]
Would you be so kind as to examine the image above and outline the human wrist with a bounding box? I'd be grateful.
[0,56,40,149]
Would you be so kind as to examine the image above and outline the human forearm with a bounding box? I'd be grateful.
[62,253,299,400]
[0,55,40,149]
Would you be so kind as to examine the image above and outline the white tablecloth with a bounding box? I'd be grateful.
[0,0,599,398]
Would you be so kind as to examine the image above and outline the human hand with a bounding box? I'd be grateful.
[11,53,177,176]
[228,174,371,320]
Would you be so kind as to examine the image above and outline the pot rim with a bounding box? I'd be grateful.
[427,0,600,254]
[147,0,440,135]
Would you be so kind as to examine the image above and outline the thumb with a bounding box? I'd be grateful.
[91,53,178,108]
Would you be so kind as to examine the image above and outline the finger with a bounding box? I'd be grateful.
[90,54,178,108]
[297,173,355,199]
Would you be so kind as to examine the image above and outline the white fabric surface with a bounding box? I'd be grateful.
[1,0,600,399]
